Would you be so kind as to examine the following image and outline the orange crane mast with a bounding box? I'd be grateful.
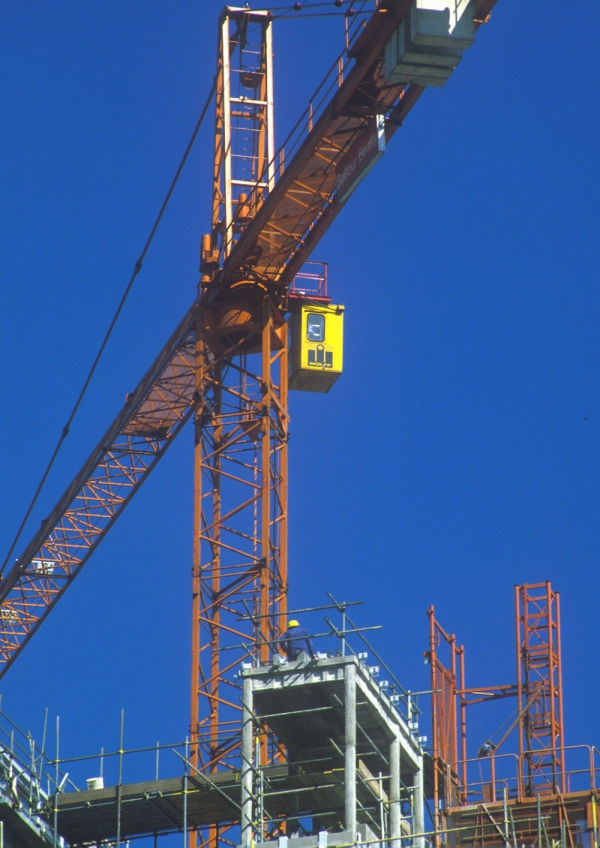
[0,3,499,835]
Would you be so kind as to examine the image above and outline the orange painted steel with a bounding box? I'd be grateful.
[428,606,467,847]
[211,9,275,265]
[431,583,571,847]
[427,606,518,844]
[189,18,289,848]
[188,295,288,848]
[222,0,497,294]
[0,4,502,843]
[0,0,500,747]
[0,303,197,672]
[516,581,566,797]
[189,298,289,769]
[199,0,498,800]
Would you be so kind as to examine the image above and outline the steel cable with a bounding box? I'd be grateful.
[1,78,216,580]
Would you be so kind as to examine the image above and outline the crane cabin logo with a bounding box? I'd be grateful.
[308,344,333,368]
[335,114,386,204]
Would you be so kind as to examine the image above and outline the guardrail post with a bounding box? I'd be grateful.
[344,661,357,837]
[389,735,400,848]
[241,675,254,847]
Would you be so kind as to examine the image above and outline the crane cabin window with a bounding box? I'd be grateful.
[306,313,325,342]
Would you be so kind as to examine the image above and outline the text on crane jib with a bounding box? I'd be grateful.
[336,130,378,193]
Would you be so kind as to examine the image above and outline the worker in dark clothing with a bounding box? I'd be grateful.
[279,619,317,662]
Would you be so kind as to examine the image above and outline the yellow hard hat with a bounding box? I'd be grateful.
[288,619,300,628]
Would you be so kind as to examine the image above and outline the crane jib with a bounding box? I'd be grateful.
[0,0,499,675]
[0,303,197,672]
[222,0,495,290]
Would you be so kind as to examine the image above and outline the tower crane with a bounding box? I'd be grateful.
[0,0,498,809]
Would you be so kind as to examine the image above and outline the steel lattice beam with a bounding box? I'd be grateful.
[0,302,197,672]
[223,0,497,290]
[190,299,288,776]
[0,0,499,689]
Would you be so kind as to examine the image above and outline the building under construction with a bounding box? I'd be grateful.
[0,583,599,848]
[0,5,598,848]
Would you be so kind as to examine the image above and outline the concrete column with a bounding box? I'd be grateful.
[413,755,425,848]
[345,661,357,837]
[389,735,401,848]
[241,675,254,847]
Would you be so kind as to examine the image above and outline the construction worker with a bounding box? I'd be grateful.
[279,619,317,662]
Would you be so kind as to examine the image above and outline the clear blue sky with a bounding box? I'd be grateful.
[1,0,599,796]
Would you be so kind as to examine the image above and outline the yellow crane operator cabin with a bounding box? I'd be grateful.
[289,303,344,393]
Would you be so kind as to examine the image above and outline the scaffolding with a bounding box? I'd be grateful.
[0,703,69,848]
[5,602,431,848]
[427,582,600,848]
[7,587,598,848]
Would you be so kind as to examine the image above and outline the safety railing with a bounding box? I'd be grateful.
[4,594,427,848]
[277,2,370,163]
[235,593,426,730]
[290,261,329,299]
[0,702,71,845]
[446,744,600,806]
